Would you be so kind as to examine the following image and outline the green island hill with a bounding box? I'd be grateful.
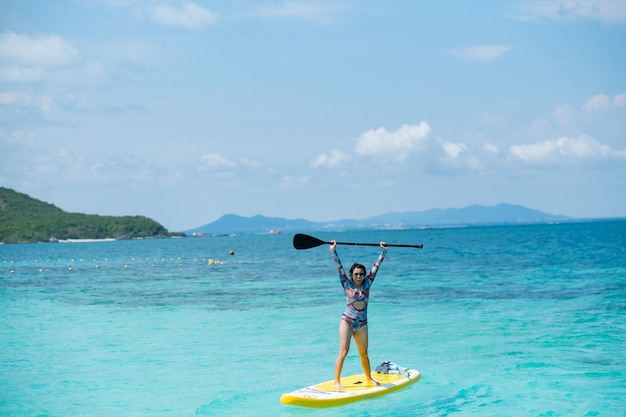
[0,187,179,244]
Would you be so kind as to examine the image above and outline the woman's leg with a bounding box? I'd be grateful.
[334,319,352,389]
[353,325,379,385]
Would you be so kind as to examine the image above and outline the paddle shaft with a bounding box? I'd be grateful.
[333,241,423,249]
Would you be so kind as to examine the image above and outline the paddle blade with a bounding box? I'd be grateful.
[293,233,328,250]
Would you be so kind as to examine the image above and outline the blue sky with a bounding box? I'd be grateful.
[1,0,625,231]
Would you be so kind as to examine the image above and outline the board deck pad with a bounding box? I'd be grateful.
[280,365,420,408]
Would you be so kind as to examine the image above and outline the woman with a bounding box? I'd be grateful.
[329,239,387,389]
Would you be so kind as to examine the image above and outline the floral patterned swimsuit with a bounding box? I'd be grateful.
[332,249,386,331]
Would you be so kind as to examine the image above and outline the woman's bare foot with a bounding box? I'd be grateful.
[366,378,380,386]
[333,382,345,390]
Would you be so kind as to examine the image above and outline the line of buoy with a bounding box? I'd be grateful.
[2,249,236,273]
[2,258,227,274]
[2,257,228,264]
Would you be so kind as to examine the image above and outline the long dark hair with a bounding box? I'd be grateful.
[349,263,366,276]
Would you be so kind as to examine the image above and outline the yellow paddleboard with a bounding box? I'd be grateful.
[280,366,420,408]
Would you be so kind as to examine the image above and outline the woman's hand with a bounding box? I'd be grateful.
[329,240,337,252]
[380,241,388,251]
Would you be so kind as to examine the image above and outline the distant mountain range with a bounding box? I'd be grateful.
[2,186,618,242]
[5,186,618,243]
[187,203,575,235]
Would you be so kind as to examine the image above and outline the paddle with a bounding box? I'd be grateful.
[293,233,423,250]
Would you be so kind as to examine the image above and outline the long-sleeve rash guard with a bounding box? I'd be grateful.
[331,248,386,331]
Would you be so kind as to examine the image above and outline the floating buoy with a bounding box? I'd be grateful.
[229,250,234,256]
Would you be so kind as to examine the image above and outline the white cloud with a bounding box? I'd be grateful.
[614,92,626,107]
[483,143,500,154]
[518,0,626,24]
[0,32,81,83]
[310,149,350,168]
[148,2,218,29]
[0,91,53,112]
[198,154,235,170]
[0,32,79,67]
[442,142,467,160]
[518,91,626,143]
[428,139,486,172]
[509,134,616,164]
[452,45,511,61]
[584,94,612,112]
[354,122,431,160]
[584,91,626,111]
[614,148,626,159]
[248,2,346,23]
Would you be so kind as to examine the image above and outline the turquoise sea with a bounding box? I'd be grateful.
[1,221,625,417]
